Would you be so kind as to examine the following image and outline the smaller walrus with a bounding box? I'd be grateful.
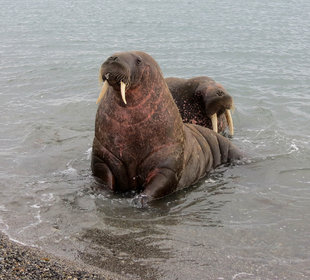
[92,51,242,206]
[166,76,234,135]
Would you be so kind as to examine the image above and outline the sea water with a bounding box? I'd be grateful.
[1,0,309,279]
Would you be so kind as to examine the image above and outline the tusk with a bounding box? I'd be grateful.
[211,113,218,133]
[98,72,103,84]
[120,81,127,105]
[96,80,109,104]
[225,109,234,136]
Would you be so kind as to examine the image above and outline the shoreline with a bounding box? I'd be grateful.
[0,232,123,280]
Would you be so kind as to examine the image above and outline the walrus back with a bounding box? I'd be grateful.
[177,123,242,190]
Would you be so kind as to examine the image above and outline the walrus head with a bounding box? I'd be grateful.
[197,82,234,135]
[96,51,151,105]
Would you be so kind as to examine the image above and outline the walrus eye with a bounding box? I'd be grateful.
[217,90,225,96]
[136,57,142,65]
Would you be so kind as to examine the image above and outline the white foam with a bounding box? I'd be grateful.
[30,204,40,209]
[17,209,42,234]
[8,237,29,246]
[232,272,254,279]
[85,147,92,160]
[0,217,9,231]
[41,193,54,202]
[61,166,78,176]
[52,160,78,177]
[37,180,47,184]
[205,178,216,184]
[288,142,299,153]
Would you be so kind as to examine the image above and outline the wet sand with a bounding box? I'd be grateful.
[0,232,124,280]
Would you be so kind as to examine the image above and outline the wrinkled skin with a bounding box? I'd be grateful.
[166,76,233,134]
[92,51,242,206]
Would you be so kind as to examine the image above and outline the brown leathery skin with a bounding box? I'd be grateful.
[166,76,233,133]
[92,51,242,205]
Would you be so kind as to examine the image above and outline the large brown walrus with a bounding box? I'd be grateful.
[92,51,242,206]
[166,76,234,135]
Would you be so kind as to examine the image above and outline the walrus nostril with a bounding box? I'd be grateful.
[109,56,118,62]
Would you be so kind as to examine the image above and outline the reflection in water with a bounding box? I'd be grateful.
[70,170,234,279]
[78,228,169,280]
[91,168,233,228]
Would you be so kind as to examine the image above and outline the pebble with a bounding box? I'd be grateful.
[0,232,112,280]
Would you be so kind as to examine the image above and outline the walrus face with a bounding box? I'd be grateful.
[96,52,146,105]
[196,83,234,135]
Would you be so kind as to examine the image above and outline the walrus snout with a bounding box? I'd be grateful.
[96,51,152,106]
[95,56,132,105]
[108,55,119,62]
[203,94,233,116]
[202,93,234,135]
[100,61,129,85]
[102,71,128,87]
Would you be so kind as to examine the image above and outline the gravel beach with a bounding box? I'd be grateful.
[0,232,123,280]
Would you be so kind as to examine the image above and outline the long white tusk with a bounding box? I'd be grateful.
[211,113,218,133]
[225,109,234,136]
[98,72,103,84]
[96,80,109,104]
[120,81,127,105]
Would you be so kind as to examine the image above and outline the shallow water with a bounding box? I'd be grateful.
[1,0,310,279]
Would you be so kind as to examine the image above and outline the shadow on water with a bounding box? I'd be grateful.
[70,167,237,279]
[77,228,169,280]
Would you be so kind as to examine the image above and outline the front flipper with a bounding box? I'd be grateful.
[91,153,115,190]
[92,137,131,192]
[132,167,179,208]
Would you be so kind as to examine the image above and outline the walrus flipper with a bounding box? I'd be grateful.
[133,167,179,207]
[91,153,115,190]
[92,137,130,192]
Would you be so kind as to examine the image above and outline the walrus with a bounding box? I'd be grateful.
[166,76,234,135]
[92,51,242,206]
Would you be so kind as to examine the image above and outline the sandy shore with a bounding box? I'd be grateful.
[0,232,123,280]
